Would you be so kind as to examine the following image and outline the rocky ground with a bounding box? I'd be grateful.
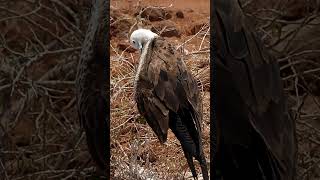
[110,1,210,179]
[110,0,210,179]
[110,0,320,179]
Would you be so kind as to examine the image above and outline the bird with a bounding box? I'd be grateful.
[75,0,108,176]
[130,28,209,180]
[213,0,297,179]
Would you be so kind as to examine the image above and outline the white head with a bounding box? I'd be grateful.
[130,29,159,53]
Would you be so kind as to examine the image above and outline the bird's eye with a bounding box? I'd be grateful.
[132,40,135,44]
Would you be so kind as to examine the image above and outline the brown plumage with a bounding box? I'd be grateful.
[213,0,297,179]
[75,0,108,174]
[131,29,209,180]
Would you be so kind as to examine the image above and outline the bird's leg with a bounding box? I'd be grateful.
[184,152,198,180]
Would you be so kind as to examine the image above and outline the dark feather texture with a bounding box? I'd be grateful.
[75,0,108,174]
[135,37,208,179]
[213,0,297,179]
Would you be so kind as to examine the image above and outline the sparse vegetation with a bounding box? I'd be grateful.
[110,0,210,179]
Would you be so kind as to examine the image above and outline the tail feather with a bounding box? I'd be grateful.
[184,152,198,179]
[81,95,108,171]
[198,153,209,180]
[169,111,209,180]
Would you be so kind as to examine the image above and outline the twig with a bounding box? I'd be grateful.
[176,23,209,50]
[278,50,320,62]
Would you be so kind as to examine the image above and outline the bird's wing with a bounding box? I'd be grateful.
[214,0,297,178]
[75,0,108,171]
[215,0,281,112]
[136,37,202,143]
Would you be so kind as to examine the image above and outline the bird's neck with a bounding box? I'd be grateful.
[134,39,154,91]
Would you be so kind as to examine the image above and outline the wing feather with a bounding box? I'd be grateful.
[215,0,297,179]
[135,37,202,143]
[136,92,169,143]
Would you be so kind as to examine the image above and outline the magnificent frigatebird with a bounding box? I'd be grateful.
[130,28,209,180]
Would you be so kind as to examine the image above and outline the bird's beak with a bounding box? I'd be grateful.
[138,42,142,53]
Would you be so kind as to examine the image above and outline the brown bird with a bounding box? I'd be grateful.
[75,0,108,175]
[130,29,209,180]
[213,0,297,179]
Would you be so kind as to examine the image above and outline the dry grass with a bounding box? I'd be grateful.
[110,1,210,179]
[0,0,101,179]
[242,0,320,179]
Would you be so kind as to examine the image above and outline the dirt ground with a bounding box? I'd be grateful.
[110,0,210,179]
[110,0,320,179]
